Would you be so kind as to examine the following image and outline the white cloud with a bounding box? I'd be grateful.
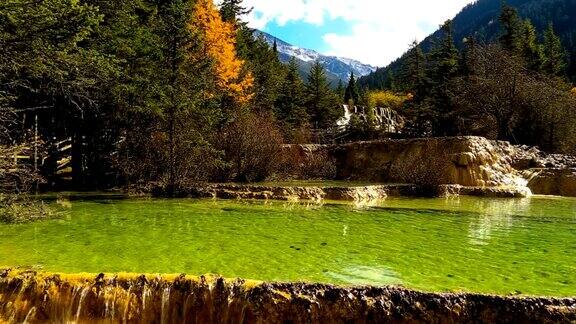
[240,0,473,67]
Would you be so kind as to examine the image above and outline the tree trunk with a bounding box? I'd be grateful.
[167,38,178,197]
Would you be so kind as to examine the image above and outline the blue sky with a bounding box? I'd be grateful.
[239,0,474,67]
[262,18,349,53]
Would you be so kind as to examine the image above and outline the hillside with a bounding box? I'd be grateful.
[359,0,576,89]
[255,31,376,86]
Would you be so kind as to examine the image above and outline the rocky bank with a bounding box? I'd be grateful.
[283,136,576,198]
[193,183,531,202]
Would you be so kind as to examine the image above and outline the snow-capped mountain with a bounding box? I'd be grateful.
[255,31,377,85]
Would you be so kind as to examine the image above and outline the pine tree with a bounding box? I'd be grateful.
[275,58,308,127]
[344,72,359,104]
[460,37,476,76]
[542,23,567,77]
[520,19,544,71]
[499,4,523,54]
[246,36,284,113]
[305,62,340,128]
[384,70,396,90]
[431,21,459,84]
[401,41,428,97]
[336,80,345,101]
[401,42,432,137]
[218,0,251,23]
[159,0,219,193]
[428,20,460,136]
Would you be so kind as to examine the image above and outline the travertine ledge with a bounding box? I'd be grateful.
[1,270,574,323]
[187,183,532,201]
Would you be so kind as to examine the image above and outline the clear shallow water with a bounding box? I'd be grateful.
[0,196,575,296]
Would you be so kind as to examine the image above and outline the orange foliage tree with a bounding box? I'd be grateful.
[191,0,253,103]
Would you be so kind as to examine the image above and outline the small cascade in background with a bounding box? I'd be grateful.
[0,270,574,323]
[336,105,405,134]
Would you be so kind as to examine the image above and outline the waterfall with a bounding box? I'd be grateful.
[336,105,353,129]
[74,286,90,322]
[22,307,35,324]
[0,270,573,323]
[336,105,405,133]
[161,286,171,324]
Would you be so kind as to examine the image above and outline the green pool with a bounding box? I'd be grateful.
[1,196,575,296]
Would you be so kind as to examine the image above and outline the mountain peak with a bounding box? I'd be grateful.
[255,30,377,84]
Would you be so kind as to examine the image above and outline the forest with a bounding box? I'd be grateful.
[361,0,576,86]
[0,0,575,201]
[360,4,576,154]
[0,0,345,195]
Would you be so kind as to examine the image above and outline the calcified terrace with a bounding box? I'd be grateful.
[1,270,575,323]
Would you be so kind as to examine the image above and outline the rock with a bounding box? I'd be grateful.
[190,183,533,201]
[287,137,528,188]
[528,168,576,197]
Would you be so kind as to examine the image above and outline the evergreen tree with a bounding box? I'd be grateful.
[219,0,251,23]
[499,4,523,54]
[460,37,477,76]
[384,70,396,90]
[401,41,428,97]
[218,0,254,62]
[158,0,220,193]
[246,36,284,113]
[428,20,460,136]
[305,62,340,128]
[272,38,278,53]
[336,80,345,102]
[520,19,544,71]
[344,72,359,104]
[542,23,567,77]
[275,58,308,127]
[399,41,433,136]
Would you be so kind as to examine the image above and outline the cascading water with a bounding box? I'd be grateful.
[336,105,404,133]
[0,269,574,323]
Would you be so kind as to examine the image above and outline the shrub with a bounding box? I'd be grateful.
[275,145,337,180]
[0,195,57,224]
[299,150,337,179]
[215,113,284,182]
[367,91,407,110]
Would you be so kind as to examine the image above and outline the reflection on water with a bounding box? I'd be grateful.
[326,265,403,286]
[466,198,531,246]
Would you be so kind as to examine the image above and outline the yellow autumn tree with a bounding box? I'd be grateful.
[571,87,576,96]
[367,91,407,110]
[191,0,253,103]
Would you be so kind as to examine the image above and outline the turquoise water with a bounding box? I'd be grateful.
[0,196,575,296]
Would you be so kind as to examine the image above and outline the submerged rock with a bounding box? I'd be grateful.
[0,270,574,323]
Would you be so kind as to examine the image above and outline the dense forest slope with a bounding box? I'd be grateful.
[360,0,576,88]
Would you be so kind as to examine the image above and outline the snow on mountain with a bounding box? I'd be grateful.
[255,31,377,84]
